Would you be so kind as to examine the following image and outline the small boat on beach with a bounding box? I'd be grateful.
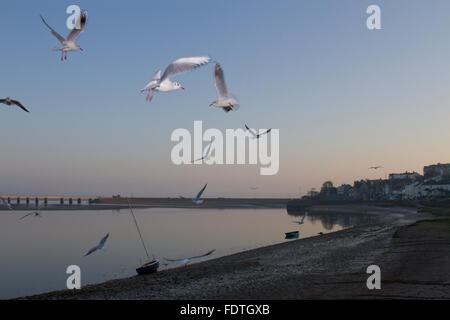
[127,198,159,275]
[136,259,160,275]
[285,231,299,239]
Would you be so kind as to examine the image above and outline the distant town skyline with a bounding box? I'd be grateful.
[306,162,450,201]
[1,0,450,197]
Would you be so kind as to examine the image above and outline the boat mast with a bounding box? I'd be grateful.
[127,198,154,261]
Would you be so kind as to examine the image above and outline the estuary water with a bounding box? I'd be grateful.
[0,207,374,299]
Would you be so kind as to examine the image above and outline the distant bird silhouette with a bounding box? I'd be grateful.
[192,141,213,163]
[164,249,216,266]
[245,124,271,139]
[191,184,207,205]
[84,233,109,256]
[0,98,29,113]
[20,206,41,220]
[369,166,383,170]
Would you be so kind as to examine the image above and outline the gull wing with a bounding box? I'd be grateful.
[19,212,35,220]
[213,62,229,99]
[99,233,110,247]
[84,245,99,256]
[300,211,307,223]
[192,142,212,162]
[194,184,207,201]
[67,11,88,42]
[11,100,29,113]
[164,249,216,262]
[188,249,216,260]
[204,141,213,157]
[259,128,272,137]
[245,124,258,137]
[141,70,162,92]
[40,15,65,43]
[0,99,6,104]
[163,257,186,262]
[161,56,210,82]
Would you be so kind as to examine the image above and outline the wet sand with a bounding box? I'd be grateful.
[20,205,449,300]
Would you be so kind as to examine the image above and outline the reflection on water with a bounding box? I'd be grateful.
[0,207,369,299]
[287,207,377,230]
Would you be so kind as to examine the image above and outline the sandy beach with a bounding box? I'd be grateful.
[20,205,449,300]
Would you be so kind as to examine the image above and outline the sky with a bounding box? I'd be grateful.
[1,0,450,198]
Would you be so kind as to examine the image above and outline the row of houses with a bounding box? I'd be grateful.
[311,163,450,201]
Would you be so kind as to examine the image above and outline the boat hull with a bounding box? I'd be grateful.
[285,231,299,239]
[136,260,159,275]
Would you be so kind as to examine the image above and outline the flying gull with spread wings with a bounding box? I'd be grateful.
[192,184,208,205]
[369,166,383,170]
[20,206,42,220]
[164,249,216,266]
[0,98,29,113]
[210,62,240,112]
[141,56,211,102]
[84,233,110,256]
[40,10,88,61]
[293,211,308,225]
[192,141,213,163]
[245,124,271,139]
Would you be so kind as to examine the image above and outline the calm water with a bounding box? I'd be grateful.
[0,207,374,299]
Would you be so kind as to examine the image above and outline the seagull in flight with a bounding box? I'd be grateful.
[369,166,383,170]
[192,141,213,163]
[210,62,240,112]
[0,98,29,113]
[40,11,88,61]
[0,197,13,210]
[20,206,42,220]
[293,211,308,225]
[164,249,216,266]
[84,233,110,256]
[245,124,272,139]
[141,56,211,102]
[191,184,207,205]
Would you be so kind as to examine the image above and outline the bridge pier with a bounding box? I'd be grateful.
[35,197,39,207]
[16,197,20,205]
[60,198,64,205]
[69,198,73,205]
[26,197,30,206]
[44,198,48,206]
[77,198,81,205]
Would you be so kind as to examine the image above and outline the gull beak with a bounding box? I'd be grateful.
[180,86,185,90]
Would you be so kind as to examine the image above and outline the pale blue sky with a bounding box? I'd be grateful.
[1,0,450,197]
